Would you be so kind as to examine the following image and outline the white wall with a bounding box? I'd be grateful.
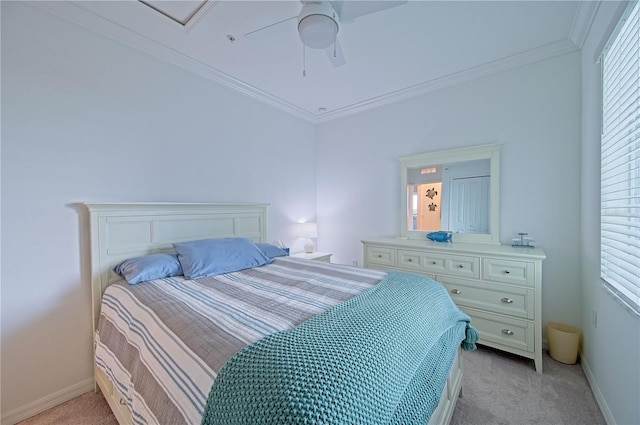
[1,3,316,421]
[580,2,640,424]
[3,2,638,424]
[316,53,583,334]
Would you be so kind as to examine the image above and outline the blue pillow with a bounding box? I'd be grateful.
[173,238,273,280]
[256,243,289,259]
[113,253,183,284]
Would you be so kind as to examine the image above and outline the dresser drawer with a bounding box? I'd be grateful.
[397,249,447,274]
[364,245,395,267]
[445,255,480,279]
[463,309,534,353]
[483,258,535,287]
[397,249,480,279]
[439,277,534,319]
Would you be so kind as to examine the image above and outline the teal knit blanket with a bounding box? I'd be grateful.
[201,271,478,425]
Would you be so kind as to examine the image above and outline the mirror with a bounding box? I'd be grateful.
[399,143,501,245]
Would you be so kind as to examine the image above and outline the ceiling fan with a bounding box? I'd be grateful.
[245,1,407,69]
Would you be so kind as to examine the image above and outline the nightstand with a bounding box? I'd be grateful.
[290,251,332,262]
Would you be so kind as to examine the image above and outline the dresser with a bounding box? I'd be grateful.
[362,238,546,372]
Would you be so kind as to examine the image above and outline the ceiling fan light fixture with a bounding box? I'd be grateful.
[298,2,339,49]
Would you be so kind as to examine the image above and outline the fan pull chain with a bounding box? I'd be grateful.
[333,13,337,58]
[302,44,306,77]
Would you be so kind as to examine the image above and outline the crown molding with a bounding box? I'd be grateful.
[568,0,601,49]
[315,38,579,123]
[29,1,318,122]
[30,1,581,124]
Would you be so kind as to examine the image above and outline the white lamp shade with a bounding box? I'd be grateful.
[297,222,318,238]
[297,2,338,49]
[298,15,337,49]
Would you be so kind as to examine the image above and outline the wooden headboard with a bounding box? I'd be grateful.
[83,202,269,333]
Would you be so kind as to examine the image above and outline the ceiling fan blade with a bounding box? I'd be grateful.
[324,39,346,67]
[244,15,296,38]
[331,0,407,21]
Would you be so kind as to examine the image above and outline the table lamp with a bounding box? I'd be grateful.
[297,222,318,253]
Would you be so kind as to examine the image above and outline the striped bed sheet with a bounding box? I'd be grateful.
[95,257,387,425]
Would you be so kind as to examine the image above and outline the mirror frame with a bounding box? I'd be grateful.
[399,143,501,245]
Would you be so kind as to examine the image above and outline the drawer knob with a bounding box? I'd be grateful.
[450,289,461,294]
[431,261,437,265]
[377,254,382,258]
[501,297,514,304]
[408,258,413,262]
[501,329,514,335]
[504,270,511,274]
[458,264,464,269]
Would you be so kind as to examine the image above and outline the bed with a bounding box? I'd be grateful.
[84,202,475,425]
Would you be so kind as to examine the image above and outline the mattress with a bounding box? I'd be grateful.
[95,257,386,424]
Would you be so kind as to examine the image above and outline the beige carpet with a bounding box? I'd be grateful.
[451,347,605,425]
[17,390,118,425]
[19,347,604,425]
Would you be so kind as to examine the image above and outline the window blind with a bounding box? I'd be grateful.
[601,0,640,316]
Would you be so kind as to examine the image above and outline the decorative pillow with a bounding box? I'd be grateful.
[113,253,183,284]
[173,238,273,280]
[256,243,289,259]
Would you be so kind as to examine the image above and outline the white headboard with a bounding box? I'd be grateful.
[83,202,269,333]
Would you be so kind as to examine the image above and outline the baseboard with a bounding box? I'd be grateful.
[579,350,616,425]
[1,378,95,425]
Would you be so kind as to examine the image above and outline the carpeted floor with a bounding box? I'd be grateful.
[450,347,605,425]
[19,346,604,425]
[17,390,118,425]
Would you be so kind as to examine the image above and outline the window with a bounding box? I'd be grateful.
[601,0,640,316]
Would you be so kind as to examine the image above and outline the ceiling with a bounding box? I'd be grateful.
[34,1,596,122]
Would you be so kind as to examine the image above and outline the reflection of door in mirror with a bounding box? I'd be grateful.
[399,143,500,244]
[407,159,490,233]
[450,176,489,233]
[407,182,442,231]
[406,165,444,231]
